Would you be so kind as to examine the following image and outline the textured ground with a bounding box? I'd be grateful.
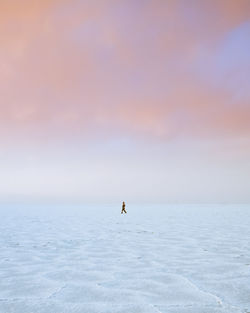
[0,204,249,313]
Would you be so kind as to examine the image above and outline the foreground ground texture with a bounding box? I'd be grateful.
[0,204,249,313]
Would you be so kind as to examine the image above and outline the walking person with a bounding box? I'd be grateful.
[121,201,127,214]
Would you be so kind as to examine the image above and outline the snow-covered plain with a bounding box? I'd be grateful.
[0,204,249,313]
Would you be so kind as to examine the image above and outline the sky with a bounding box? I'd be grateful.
[0,0,250,204]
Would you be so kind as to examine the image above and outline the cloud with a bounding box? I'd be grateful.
[0,0,250,143]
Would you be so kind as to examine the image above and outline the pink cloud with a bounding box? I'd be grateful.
[0,0,250,143]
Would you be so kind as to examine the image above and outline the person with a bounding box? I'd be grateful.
[121,201,127,214]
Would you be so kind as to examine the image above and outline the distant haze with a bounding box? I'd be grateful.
[0,1,250,204]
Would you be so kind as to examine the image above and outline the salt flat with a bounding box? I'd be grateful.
[0,204,249,313]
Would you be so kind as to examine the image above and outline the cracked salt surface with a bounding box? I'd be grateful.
[0,204,249,313]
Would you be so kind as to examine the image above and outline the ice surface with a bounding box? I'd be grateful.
[0,204,249,313]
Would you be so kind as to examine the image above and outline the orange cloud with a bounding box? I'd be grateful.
[0,0,250,143]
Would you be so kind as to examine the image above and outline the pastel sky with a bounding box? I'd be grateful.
[0,0,250,204]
